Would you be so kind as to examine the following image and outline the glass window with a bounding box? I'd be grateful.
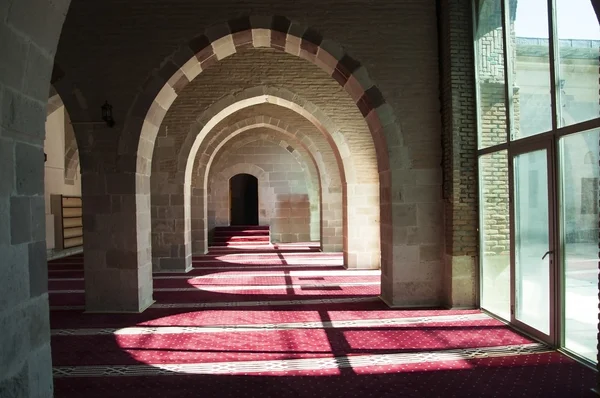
[560,129,599,362]
[510,0,553,139]
[555,0,600,127]
[479,151,511,319]
[475,0,508,149]
[513,149,551,335]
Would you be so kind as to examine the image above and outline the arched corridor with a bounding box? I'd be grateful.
[1,0,599,396]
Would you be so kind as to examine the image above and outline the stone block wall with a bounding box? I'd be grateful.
[75,126,154,311]
[0,0,70,396]
[208,139,313,243]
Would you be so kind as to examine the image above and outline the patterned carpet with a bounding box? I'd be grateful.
[48,247,596,397]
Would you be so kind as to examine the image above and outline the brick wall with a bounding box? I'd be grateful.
[439,0,479,307]
[473,2,510,260]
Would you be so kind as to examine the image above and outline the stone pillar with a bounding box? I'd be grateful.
[344,183,381,269]
[150,130,193,271]
[438,0,479,308]
[0,1,70,396]
[150,177,191,272]
[77,127,154,312]
[321,186,343,252]
[190,187,208,255]
[0,132,54,398]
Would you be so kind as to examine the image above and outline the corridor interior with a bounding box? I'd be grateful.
[47,227,594,397]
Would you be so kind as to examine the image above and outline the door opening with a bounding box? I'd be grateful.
[229,174,259,226]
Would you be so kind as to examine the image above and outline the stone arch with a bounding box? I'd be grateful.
[180,111,344,254]
[194,116,328,187]
[64,145,80,185]
[179,87,351,183]
[207,130,321,244]
[150,100,341,267]
[46,90,81,185]
[194,117,341,252]
[184,102,345,257]
[153,117,329,266]
[127,17,396,275]
[124,20,395,177]
[151,93,349,267]
[47,91,64,116]
[178,92,370,266]
[62,111,80,185]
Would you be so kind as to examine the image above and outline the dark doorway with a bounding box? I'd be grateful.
[229,173,259,226]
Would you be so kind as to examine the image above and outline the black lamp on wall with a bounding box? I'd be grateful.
[70,100,117,128]
[101,101,115,128]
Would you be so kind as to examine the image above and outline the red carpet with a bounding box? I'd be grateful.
[48,246,596,397]
[210,226,278,249]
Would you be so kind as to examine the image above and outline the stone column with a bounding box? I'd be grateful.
[321,186,343,252]
[344,183,381,269]
[77,127,154,312]
[0,1,72,395]
[150,175,192,272]
[190,187,207,255]
[150,129,193,271]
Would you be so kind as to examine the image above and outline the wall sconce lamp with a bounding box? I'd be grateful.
[101,101,115,128]
[70,100,116,128]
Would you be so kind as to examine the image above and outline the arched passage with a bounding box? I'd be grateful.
[229,173,259,226]
[154,82,379,270]
[187,111,330,253]
[152,108,329,267]
[206,128,321,243]
[151,84,374,269]
[44,90,83,256]
[123,19,394,280]
[180,92,371,264]
[206,130,318,244]
[46,89,81,186]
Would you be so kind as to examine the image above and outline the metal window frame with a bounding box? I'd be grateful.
[474,0,600,359]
